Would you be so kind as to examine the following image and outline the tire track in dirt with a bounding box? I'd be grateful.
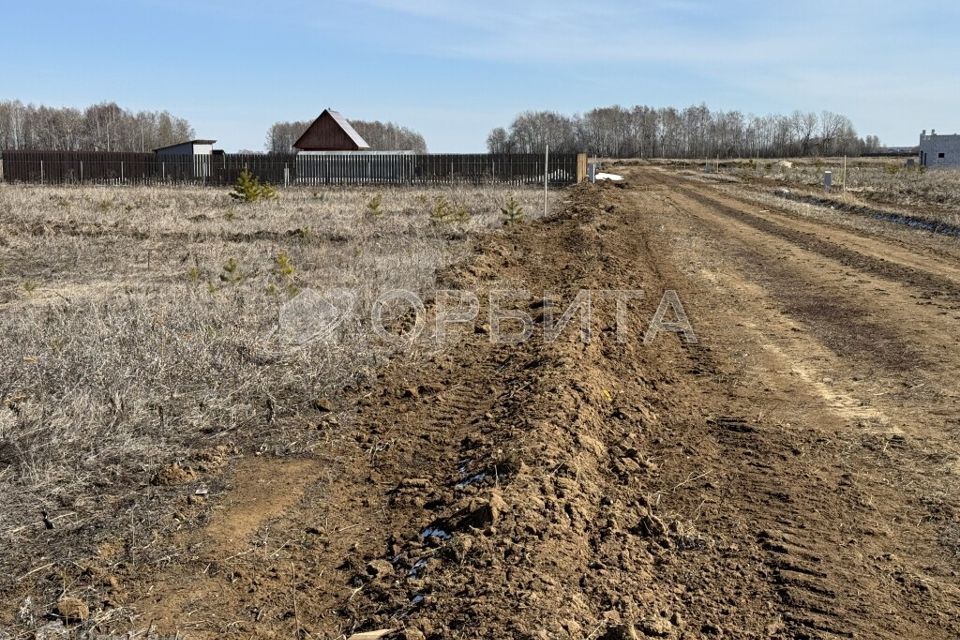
[666,315,876,638]
[728,188,960,269]
[658,190,930,372]
[711,411,960,640]
[619,184,892,639]
[677,174,960,271]
[711,414,868,640]
[670,182,960,309]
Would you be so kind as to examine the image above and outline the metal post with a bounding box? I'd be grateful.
[121,161,124,184]
[40,160,44,185]
[842,156,847,192]
[162,162,165,182]
[80,160,83,184]
[544,145,549,218]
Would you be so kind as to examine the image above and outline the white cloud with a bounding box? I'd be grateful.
[351,0,802,64]
[350,0,959,77]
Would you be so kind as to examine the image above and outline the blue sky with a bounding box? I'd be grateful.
[2,0,957,151]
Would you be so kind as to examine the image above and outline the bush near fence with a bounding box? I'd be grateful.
[0,151,585,186]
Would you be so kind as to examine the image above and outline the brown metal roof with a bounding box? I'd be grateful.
[293,110,370,151]
[326,111,369,149]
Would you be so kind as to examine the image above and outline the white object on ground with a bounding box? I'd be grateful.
[595,172,624,181]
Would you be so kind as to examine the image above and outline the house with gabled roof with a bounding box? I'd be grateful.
[293,109,370,152]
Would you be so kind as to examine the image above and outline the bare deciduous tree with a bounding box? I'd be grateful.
[0,100,194,152]
[487,103,879,158]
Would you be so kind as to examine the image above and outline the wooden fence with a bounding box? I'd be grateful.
[0,151,587,187]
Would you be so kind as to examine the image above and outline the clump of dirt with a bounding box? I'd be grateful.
[55,596,89,623]
[151,446,231,485]
[151,462,197,486]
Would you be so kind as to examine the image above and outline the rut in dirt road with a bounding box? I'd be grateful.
[672,184,960,307]
[626,166,960,639]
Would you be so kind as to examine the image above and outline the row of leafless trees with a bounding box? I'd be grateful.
[487,104,882,158]
[266,118,427,153]
[0,100,195,152]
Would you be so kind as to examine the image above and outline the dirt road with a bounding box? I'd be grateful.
[106,167,960,639]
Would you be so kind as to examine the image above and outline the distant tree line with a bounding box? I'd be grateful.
[487,104,882,158]
[0,100,195,152]
[266,118,427,153]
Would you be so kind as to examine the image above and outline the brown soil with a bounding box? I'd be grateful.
[14,167,960,639]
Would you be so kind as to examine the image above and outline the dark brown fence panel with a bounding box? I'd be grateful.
[0,151,155,184]
[0,151,581,187]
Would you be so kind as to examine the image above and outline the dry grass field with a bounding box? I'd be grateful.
[0,184,545,629]
[747,158,960,223]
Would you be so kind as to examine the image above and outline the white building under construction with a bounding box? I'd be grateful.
[919,130,960,168]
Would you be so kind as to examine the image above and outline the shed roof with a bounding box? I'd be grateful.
[153,139,217,152]
[293,110,370,151]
